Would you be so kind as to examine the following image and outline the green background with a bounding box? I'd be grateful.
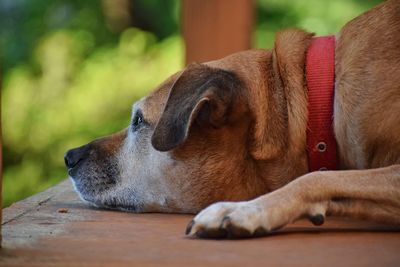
[1,0,381,207]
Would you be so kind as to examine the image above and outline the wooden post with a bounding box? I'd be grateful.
[182,0,254,65]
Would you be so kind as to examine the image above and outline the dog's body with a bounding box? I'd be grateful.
[65,0,400,238]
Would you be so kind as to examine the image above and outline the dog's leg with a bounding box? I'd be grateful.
[186,164,400,238]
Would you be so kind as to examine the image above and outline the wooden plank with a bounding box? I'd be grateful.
[1,180,400,266]
[183,0,254,64]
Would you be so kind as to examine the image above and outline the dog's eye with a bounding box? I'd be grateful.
[131,113,144,131]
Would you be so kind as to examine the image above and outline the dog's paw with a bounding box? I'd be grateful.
[185,200,282,239]
[185,179,331,239]
[186,192,328,239]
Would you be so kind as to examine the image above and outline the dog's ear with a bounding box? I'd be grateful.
[151,63,241,151]
[249,29,313,160]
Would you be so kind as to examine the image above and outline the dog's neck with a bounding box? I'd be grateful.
[305,36,338,172]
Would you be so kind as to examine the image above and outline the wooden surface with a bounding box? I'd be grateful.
[1,180,400,267]
[183,0,254,64]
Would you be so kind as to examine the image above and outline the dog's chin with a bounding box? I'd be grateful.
[88,201,139,213]
[68,176,140,213]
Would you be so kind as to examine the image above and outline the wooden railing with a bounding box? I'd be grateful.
[183,0,254,64]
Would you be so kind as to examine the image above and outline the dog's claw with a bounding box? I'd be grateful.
[185,220,195,235]
[221,215,231,228]
[195,227,228,239]
[220,216,251,238]
[309,213,325,226]
[186,219,229,238]
[253,226,269,237]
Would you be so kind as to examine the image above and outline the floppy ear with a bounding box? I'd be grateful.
[151,63,241,152]
[249,29,313,160]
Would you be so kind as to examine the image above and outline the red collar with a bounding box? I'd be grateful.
[306,36,338,172]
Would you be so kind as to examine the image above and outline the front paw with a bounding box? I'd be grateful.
[186,200,281,239]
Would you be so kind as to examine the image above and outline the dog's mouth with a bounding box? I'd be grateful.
[69,176,142,213]
[66,158,89,178]
[96,202,139,212]
[82,194,141,213]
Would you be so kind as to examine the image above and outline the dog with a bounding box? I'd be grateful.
[65,0,400,238]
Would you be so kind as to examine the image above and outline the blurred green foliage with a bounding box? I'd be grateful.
[255,0,382,48]
[1,0,182,207]
[2,0,381,207]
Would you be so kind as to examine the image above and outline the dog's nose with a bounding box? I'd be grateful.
[64,144,91,169]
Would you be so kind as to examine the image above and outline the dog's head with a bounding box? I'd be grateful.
[65,30,312,213]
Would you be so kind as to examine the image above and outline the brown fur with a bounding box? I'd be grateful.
[66,0,400,237]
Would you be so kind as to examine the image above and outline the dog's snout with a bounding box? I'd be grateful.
[64,144,91,169]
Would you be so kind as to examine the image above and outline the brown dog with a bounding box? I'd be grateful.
[64,0,400,238]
